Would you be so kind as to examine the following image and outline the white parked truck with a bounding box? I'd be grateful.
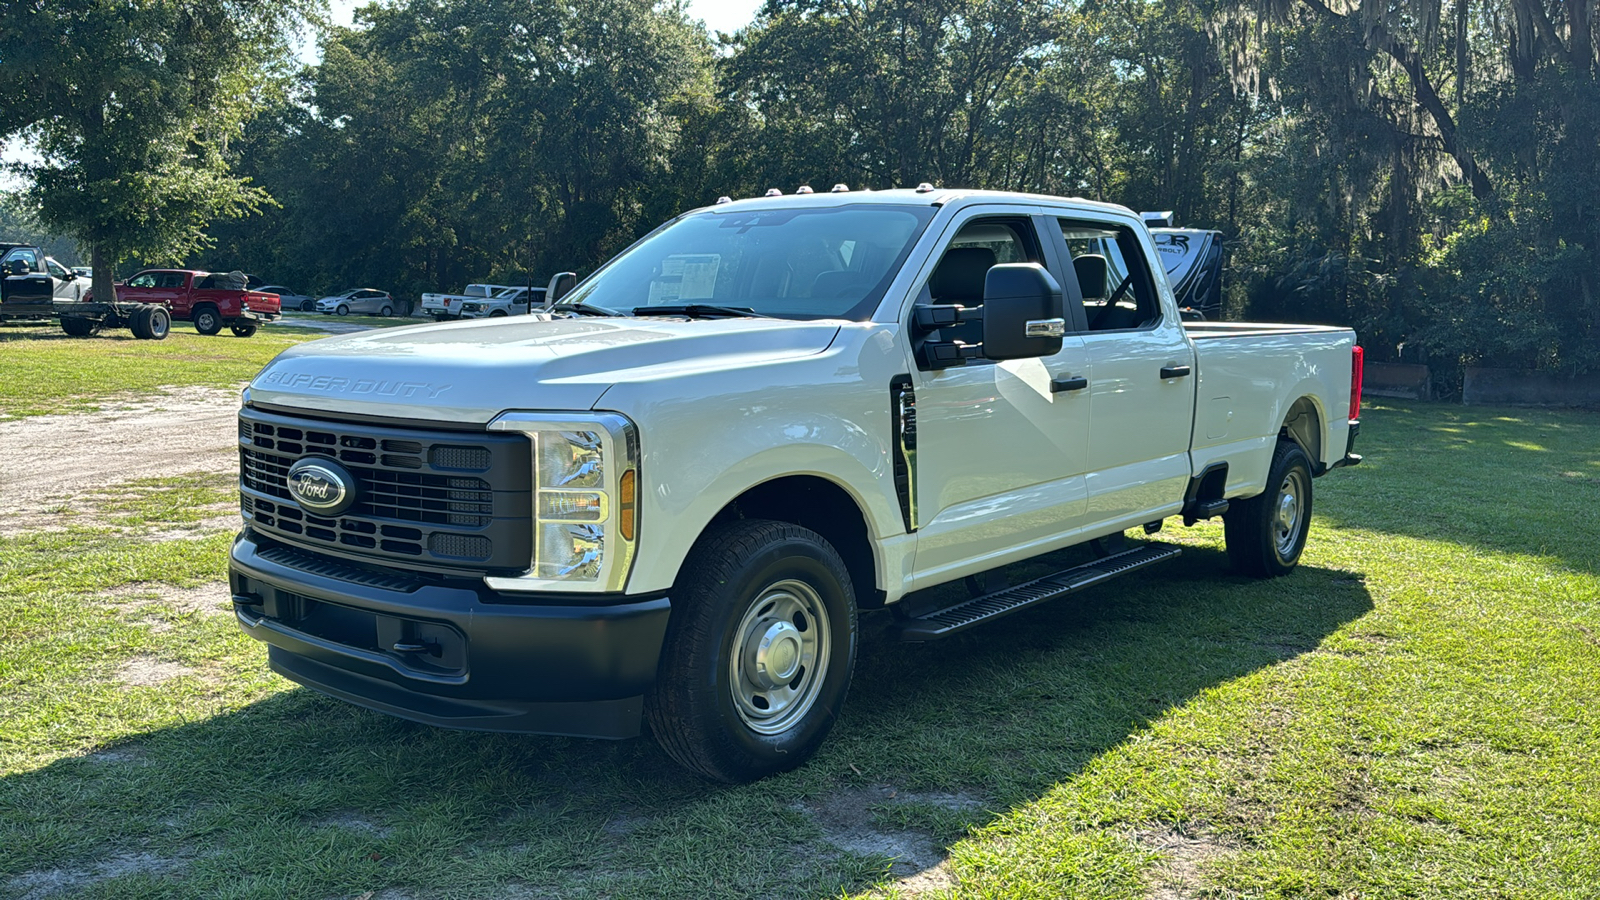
[420,283,513,321]
[458,285,548,318]
[231,188,1363,783]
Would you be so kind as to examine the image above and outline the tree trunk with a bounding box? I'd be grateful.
[90,245,115,311]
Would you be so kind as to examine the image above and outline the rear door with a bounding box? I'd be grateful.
[1054,215,1196,526]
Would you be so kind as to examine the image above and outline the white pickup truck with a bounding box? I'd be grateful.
[230,188,1363,783]
[420,283,513,321]
[457,285,548,318]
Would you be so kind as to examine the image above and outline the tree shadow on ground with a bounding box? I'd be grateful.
[1313,401,1600,575]
[0,545,1370,899]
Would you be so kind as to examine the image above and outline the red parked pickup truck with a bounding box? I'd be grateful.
[86,268,281,336]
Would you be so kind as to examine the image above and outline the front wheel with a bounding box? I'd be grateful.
[646,520,858,783]
[193,306,222,335]
[336,304,349,316]
[231,322,258,337]
[1225,440,1314,577]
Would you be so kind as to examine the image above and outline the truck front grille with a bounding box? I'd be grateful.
[239,408,532,572]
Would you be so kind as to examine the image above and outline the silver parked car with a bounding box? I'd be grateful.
[258,284,315,312]
[316,288,394,316]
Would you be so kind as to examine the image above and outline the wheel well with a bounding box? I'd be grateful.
[1280,397,1322,466]
[709,475,883,608]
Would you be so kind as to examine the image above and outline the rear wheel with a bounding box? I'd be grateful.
[230,322,258,337]
[61,316,96,337]
[193,306,222,335]
[378,305,392,317]
[301,299,316,312]
[129,306,153,339]
[646,520,858,783]
[145,306,171,340]
[1225,440,1314,577]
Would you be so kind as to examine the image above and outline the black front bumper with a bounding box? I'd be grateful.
[229,530,671,738]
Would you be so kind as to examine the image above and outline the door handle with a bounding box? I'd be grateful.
[1160,365,1192,379]
[1050,375,1089,393]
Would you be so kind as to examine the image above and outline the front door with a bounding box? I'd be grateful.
[906,210,1094,589]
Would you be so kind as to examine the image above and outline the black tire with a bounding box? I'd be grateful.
[489,310,507,317]
[193,306,223,335]
[301,299,316,312]
[336,304,349,316]
[646,520,858,783]
[230,322,258,337]
[145,306,171,340]
[129,306,153,340]
[1225,440,1314,577]
[61,316,96,337]
[378,305,392,317]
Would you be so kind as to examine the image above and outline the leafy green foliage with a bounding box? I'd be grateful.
[0,0,319,303]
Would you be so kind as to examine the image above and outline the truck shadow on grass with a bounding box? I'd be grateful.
[0,546,1371,899]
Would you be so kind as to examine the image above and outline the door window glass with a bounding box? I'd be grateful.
[5,249,39,271]
[1058,219,1160,331]
[46,258,70,278]
[914,217,1045,346]
[128,273,157,288]
[156,272,187,288]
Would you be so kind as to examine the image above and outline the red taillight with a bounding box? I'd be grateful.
[1349,345,1365,421]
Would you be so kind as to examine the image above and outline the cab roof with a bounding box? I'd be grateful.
[692,187,1138,220]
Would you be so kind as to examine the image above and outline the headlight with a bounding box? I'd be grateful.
[484,413,639,593]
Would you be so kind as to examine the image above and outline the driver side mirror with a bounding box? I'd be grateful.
[981,263,1065,360]
[545,271,578,304]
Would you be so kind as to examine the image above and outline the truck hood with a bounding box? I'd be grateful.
[248,315,843,424]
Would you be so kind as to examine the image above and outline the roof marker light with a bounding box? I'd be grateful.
[796,185,814,194]
[764,188,782,197]
[714,196,732,205]
[830,183,850,192]
[915,182,936,193]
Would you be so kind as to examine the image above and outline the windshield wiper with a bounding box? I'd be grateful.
[631,304,765,319]
[551,302,621,317]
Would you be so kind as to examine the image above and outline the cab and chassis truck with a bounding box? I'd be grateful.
[230,189,1363,782]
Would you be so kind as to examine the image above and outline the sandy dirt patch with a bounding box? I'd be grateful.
[0,386,242,535]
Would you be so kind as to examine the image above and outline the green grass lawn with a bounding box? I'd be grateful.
[0,316,415,420]
[2,401,1597,898]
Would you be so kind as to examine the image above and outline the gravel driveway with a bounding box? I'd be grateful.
[0,386,243,535]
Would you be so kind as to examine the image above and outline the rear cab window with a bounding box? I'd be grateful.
[1057,219,1162,331]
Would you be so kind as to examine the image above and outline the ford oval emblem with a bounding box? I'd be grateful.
[286,457,357,516]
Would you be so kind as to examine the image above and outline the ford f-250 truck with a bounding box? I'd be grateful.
[230,188,1362,783]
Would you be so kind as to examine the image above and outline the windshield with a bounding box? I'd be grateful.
[561,205,938,320]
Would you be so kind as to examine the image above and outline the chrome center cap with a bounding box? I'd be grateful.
[751,621,803,689]
[1276,492,1298,530]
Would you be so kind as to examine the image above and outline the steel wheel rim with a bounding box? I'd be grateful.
[197,311,216,331]
[729,578,831,735]
[1273,468,1308,558]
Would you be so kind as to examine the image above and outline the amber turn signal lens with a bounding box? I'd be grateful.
[619,469,636,541]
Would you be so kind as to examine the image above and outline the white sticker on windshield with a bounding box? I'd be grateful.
[648,254,721,304]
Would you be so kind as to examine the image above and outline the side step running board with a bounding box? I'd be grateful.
[891,543,1182,642]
